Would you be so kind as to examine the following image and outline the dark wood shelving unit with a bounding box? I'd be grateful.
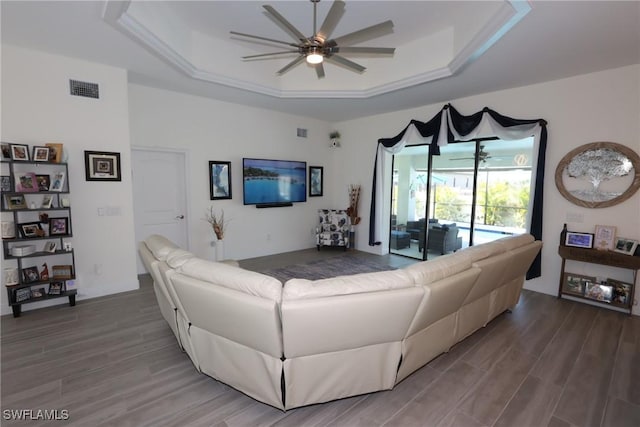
[558,245,640,315]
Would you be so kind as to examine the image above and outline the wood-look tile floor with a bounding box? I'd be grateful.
[1,249,639,426]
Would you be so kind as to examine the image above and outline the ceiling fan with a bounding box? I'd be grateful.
[230,0,395,79]
[451,145,494,163]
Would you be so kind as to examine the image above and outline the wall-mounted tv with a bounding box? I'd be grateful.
[243,158,307,206]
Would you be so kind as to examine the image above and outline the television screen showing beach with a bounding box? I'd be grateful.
[243,158,307,205]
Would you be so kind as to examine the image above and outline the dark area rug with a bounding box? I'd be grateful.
[259,254,397,283]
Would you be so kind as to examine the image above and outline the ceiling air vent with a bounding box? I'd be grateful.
[69,80,99,99]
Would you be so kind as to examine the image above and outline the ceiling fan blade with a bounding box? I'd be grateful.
[242,50,300,60]
[325,54,366,73]
[230,31,299,48]
[332,20,394,47]
[314,63,325,79]
[277,56,305,75]
[263,5,308,43]
[317,0,345,42]
[333,46,395,55]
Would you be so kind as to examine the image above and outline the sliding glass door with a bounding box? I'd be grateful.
[390,138,534,260]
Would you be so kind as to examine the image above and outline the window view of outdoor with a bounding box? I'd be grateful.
[390,138,534,260]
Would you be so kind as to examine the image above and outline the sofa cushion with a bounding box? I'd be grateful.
[179,257,282,302]
[144,234,179,261]
[458,240,506,263]
[283,269,414,301]
[404,252,472,285]
[165,248,195,268]
[494,233,535,252]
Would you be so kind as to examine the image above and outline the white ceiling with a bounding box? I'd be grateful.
[2,1,639,122]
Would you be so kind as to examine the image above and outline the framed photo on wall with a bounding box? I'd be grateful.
[85,151,122,181]
[309,166,323,197]
[209,161,232,200]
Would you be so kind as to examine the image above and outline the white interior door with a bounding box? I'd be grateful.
[132,149,188,274]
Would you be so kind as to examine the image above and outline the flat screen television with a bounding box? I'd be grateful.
[243,158,307,206]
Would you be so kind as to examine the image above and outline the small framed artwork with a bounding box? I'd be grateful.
[63,242,72,251]
[1,143,11,159]
[49,217,69,235]
[15,172,39,192]
[309,166,323,197]
[209,161,232,200]
[45,143,64,163]
[31,287,46,299]
[10,144,30,161]
[22,266,40,283]
[44,241,57,253]
[584,282,613,303]
[594,225,616,251]
[14,287,32,302]
[48,282,64,295]
[52,265,73,279]
[1,176,11,192]
[4,194,27,210]
[565,231,594,249]
[50,172,66,192]
[32,146,50,162]
[36,174,50,191]
[562,273,594,296]
[613,237,638,255]
[85,150,121,181]
[19,222,43,238]
[609,279,632,305]
[41,194,54,209]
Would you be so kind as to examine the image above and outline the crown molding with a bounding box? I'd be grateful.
[103,1,530,100]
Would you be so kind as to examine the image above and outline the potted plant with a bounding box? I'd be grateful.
[204,207,229,260]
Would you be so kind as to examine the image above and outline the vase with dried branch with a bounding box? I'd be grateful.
[347,184,361,227]
[204,207,228,240]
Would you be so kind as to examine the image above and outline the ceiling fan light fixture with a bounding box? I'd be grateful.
[306,50,324,64]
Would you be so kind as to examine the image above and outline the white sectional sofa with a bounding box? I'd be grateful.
[139,233,542,410]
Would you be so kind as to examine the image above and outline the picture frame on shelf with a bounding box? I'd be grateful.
[84,150,121,181]
[613,237,638,255]
[44,241,57,253]
[1,143,11,160]
[565,231,594,249]
[15,172,39,192]
[63,242,72,252]
[594,225,616,250]
[52,265,73,279]
[31,287,45,298]
[50,172,66,192]
[14,287,31,302]
[309,166,323,197]
[4,194,27,210]
[49,217,69,236]
[32,146,50,162]
[609,279,632,305]
[209,160,231,200]
[1,176,11,192]
[36,174,50,191]
[562,273,593,296]
[41,194,53,209]
[22,266,40,283]
[3,267,19,286]
[48,282,63,295]
[19,222,43,238]
[45,143,64,163]
[584,282,613,303]
[10,143,30,161]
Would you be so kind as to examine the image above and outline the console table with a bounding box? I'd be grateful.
[558,245,640,315]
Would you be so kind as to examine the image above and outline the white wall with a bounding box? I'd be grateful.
[128,84,336,260]
[1,45,139,315]
[334,64,640,313]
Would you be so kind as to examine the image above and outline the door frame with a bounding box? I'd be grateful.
[131,146,191,254]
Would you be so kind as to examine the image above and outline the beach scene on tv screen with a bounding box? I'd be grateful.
[243,159,306,204]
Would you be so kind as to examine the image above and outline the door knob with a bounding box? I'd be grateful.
[175,215,185,220]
